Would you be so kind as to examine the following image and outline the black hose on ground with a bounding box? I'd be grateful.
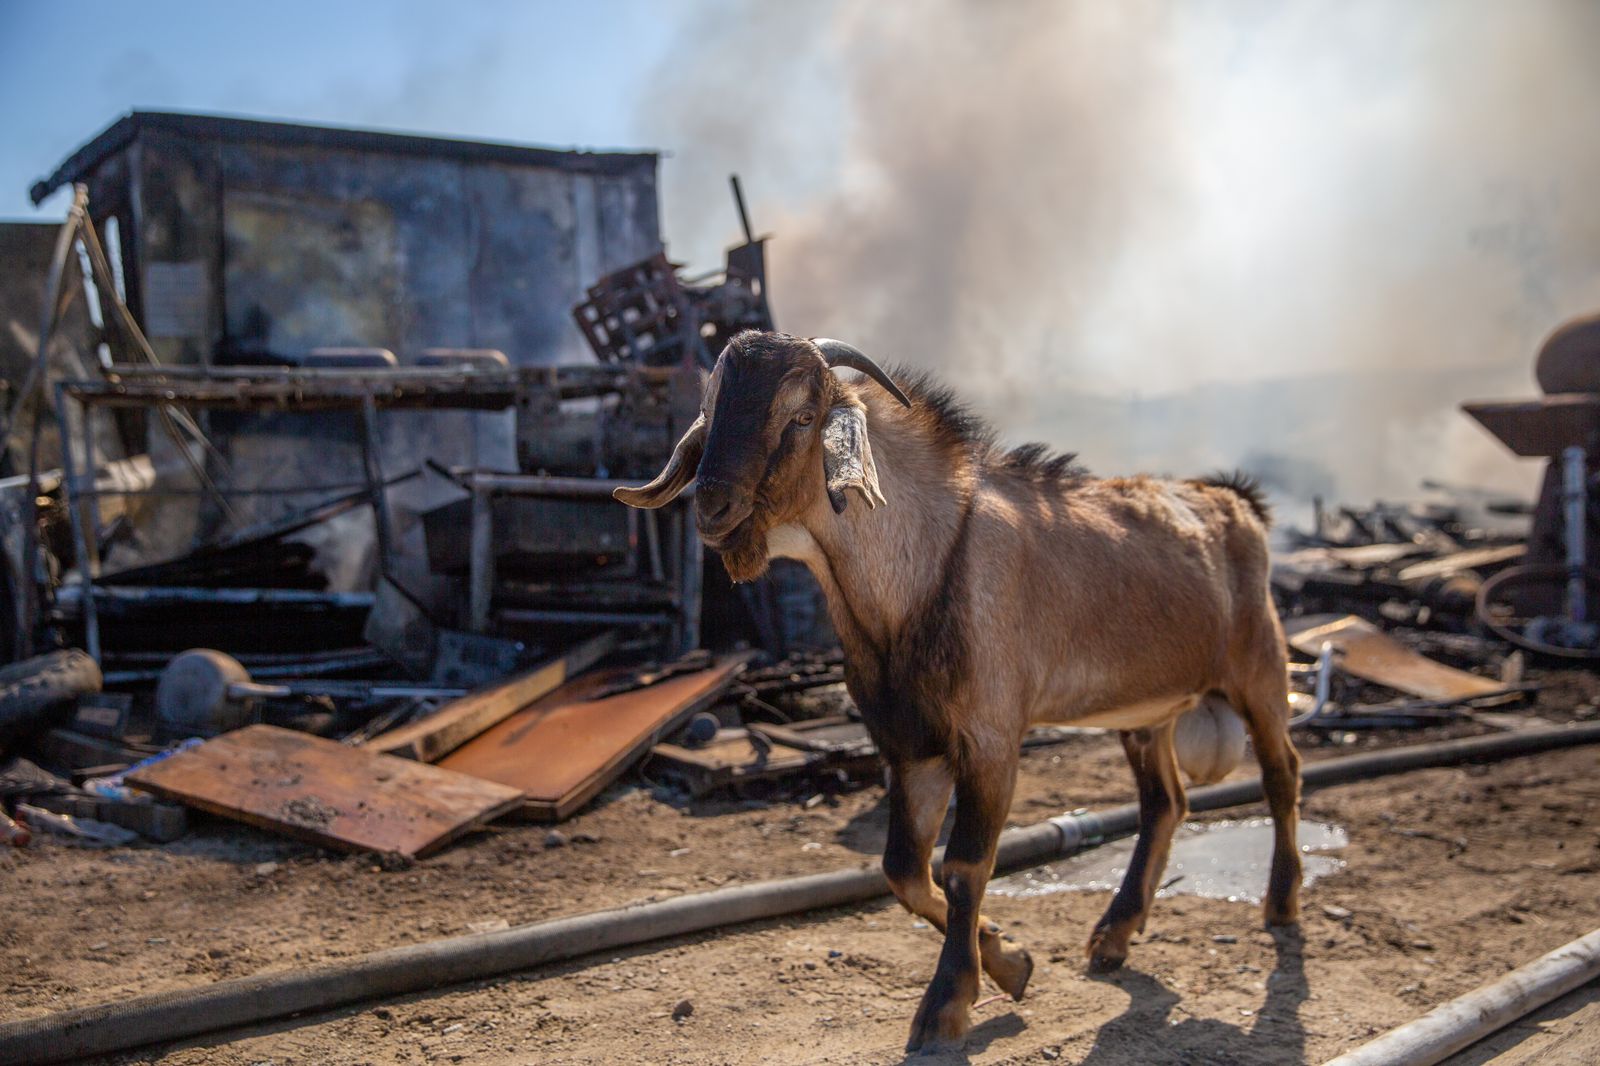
[4,722,1599,1065]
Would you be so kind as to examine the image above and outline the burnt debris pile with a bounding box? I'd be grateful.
[1,113,1596,857]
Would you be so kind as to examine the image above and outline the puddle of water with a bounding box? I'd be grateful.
[990,818,1347,905]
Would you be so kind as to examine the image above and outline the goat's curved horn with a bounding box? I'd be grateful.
[813,338,912,408]
[613,415,706,509]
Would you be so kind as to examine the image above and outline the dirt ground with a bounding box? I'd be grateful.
[4,701,1600,1065]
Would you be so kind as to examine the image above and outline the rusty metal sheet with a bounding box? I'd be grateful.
[366,630,617,763]
[439,654,750,820]
[1285,614,1505,701]
[127,724,524,859]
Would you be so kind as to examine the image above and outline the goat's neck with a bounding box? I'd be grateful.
[787,396,971,653]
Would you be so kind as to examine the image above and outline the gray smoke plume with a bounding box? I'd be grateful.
[639,0,1600,508]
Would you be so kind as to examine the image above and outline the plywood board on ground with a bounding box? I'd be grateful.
[365,630,616,762]
[439,654,751,821]
[128,724,524,858]
[1285,614,1505,701]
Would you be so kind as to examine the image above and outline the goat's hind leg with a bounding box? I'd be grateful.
[1229,665,1303,927]
[1087,721,1186,972]
[883,758,1033,1000]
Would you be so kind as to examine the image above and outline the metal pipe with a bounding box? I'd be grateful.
[52,384,99,662]
[66,483,381,498]
[1324,926,1600,1066]
[103,649,392,687]
[468,473,691,499]
[497,608,674,627]
[57,586,375,609]
[1562,445,1587,622]
[1289,641,1338,727]
[4,723,1599,1066]
[468,485,493,633]
[227,681,467,701]
[359,396,395,582]
[100,363,517,381]
[730,174,755,244]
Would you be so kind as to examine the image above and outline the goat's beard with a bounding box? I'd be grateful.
[711,521,771,584]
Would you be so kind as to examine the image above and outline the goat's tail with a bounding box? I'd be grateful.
[1195,470,1271,527]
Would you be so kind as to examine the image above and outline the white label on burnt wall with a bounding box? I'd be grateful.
[142,260,209,338]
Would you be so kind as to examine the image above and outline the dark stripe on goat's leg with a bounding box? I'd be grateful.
[906,748,1026,1053]
[883,757,1034,1000]
[883,757,953,930]
[1087,722,1187,972]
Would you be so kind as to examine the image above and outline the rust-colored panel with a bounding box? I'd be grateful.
[366,631,617,763]
[439,655,749,820]
[1286,615,1504,701]
[128,725,523,858]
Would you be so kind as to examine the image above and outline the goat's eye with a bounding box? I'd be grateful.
[795,411,815,427]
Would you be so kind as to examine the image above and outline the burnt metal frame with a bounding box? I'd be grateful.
[53,375,425,663]
[462,472,700,654]
[53,368,703,663]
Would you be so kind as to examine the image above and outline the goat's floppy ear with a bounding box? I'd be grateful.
[821,404,886,513]
[614,415,706,508]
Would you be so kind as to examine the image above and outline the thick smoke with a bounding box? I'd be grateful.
[639,1,1600,509]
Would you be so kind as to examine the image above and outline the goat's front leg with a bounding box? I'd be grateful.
[883,759,1033,1001]
[1087,721,1186,971]
[905,747,1021,1053]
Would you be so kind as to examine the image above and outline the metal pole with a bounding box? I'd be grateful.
[643,508,665,582]
[466,473,675,498]
[62,586,376,608]
[53,384,99,662]
[468,480,494,633]
[497,608,675,627]
[678,501,701,652]
[1562,445,1587,623]
[729,174,755,244]
[359,396,395,582]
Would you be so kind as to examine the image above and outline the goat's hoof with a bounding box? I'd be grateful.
[1085,928,1128,973]
[1087,950,1125,974]
[991,947,1034,1001]
[905,999,972,1054]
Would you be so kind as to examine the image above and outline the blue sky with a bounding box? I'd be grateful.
[0,2,679,218]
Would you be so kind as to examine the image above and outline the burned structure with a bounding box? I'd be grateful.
[8,112,816,684]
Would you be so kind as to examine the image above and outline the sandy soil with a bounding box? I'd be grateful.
[3,703,1599,1065]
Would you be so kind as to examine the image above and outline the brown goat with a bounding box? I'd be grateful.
[616,331,1302,1052]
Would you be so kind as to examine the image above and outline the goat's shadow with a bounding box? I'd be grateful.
[1077,927,1308,1065]
[890,1012,1029,1066]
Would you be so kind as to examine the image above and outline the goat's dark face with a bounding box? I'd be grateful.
[614,331,907,582]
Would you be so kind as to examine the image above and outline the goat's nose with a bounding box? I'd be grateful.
[696,478,739,532]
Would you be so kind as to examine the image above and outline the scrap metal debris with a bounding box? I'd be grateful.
[0,111,1592,856]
